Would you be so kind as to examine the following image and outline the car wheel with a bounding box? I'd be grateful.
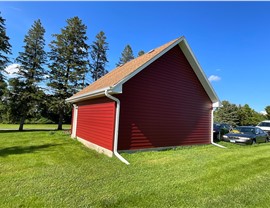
[252,139,256,145]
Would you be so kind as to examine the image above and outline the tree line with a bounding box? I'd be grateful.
[0,13,145,130]
[2,13,268,131]
[214,100,270,126]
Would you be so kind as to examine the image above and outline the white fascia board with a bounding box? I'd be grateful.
[111,37,220,105]
[111,37,185,91]
[66,87,111,103]
[179,39,220,104]
[67,37,219,105]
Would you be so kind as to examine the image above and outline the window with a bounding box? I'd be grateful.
[259,122,270,127]
[255,128,260,134]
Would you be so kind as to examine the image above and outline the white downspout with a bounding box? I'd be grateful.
[211,106,226,148]
[71,104,78,139]
[105,89,130,165]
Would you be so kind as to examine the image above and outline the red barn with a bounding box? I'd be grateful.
[66,37,220,164]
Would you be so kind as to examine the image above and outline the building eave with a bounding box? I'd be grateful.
[111,37,186,91]
[112,37,220,105]
[66,87,110,103]
[179,39,220,104]
[66,36,220,106]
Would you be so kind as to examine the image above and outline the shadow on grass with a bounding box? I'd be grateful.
[0,144,61,157]
[0,129,71,133]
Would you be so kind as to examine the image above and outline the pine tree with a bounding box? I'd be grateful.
[0,79,7,98]
[11,19,46,131]
[16,19,46,83]
[90,31,109,82]
[0,12,12,97]
[138,50,145,57]
[116,44,134,66]
[48,16,89,130]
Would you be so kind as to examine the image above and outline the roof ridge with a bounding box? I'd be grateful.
[69,36,183,100]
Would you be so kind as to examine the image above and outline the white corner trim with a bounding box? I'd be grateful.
[211,107,226,148]
[77,136,113,157]
[71,104,78,138]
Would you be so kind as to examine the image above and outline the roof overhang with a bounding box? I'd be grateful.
[178,39,220,105]
[111,37,186,92]
[65,87,120,103]
[66,37,220,106]
[111,37,220,105]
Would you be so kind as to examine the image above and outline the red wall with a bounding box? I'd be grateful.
[117,45,212,150]
[76,97,115,151]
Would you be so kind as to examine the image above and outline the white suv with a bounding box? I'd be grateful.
[257,120,270,135]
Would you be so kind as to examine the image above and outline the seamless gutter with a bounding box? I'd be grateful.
[65,87,111,103]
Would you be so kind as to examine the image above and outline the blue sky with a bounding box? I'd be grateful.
[1,1,270,113]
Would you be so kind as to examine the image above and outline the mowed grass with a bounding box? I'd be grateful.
[0,123,71,130]
[1,128,270,207]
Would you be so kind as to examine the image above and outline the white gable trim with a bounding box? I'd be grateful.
[66,37,220,105]
[111,37,185,92]
[112,37,219,104]
[179,39,220,104]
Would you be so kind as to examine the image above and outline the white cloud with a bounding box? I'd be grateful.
[4,64,20,79]
[208,75,221,82]
[260,111,267,115]
[5,64,20,74]
[10,7,22,12]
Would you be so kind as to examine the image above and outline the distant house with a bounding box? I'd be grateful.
[66,37,220,163]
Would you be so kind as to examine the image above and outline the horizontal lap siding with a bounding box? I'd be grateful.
[117,45,212,150]
[76,97,115,151]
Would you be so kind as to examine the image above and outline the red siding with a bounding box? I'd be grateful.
[117,45,212,150]
[76,97,115,151]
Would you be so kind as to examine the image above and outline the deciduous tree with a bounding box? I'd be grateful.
[214,101,266,126]
[214,100,239,126]
[265,106,270,120]
[238,104,262,126]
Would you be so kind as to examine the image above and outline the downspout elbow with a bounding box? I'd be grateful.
[211,141,226,148]
[211,106,226,149]
[105,89,130,165]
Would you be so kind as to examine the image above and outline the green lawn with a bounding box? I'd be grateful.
[1,128,270,207]
[0,123,71,130]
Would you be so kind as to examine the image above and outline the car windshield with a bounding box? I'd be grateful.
[214,124,221,130]
[258,122,270,127]
[236,127,255,134]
